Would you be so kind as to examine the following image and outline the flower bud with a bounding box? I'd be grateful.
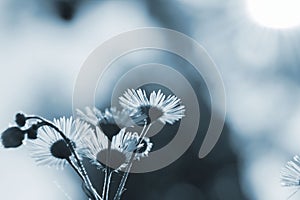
[1,127,25,148]
[15,113,26,127]
[27,125,38,139]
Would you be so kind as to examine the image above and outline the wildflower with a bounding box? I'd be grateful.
[1,127,25,148]
[281,155,300,187]
[115,129,152,160]
[77,107,144,140]
[134,137,153,160]
[83,128,146,170]
[27,117,92,169]
[119,89,185,124]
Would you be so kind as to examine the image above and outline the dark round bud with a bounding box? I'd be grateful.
[50,139,72,159]
[15,113,26,127]
[27,125,38,139]
[1,127,25,148]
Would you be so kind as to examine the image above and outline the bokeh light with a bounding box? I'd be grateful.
[246,0,300,29]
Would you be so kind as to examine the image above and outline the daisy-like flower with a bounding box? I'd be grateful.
[83,128,151,170]
[134,137,153,160]
[27,117,93,169]
[77,107,145,140]
[281,155,300,187]
[119,89,185,125]
[114,129,152,160]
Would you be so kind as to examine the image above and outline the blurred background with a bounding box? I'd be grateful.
[1,0,300,199]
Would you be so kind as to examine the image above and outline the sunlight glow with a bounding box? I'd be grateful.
[246,0,300,29]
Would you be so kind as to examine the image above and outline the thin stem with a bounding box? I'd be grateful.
[139,121,147,139]
[66,157,84,181]
[67,157,97,199]
[287,188,300,199]
[113,157,133,200]
[27,115,102,200]
[104,140,112,200]
[105,171,113,200]
[140,123,152,141]
[102,169,108,198]
[113,123,153,200]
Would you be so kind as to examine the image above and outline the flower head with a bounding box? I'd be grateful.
[134,137,153,160]
[281,155,300,187]
[77,107,145,140]
[83,128,150,170]
[119,89,185,124]
[114,129,152,160]
[27,117,93,169]
[1,127,25,148]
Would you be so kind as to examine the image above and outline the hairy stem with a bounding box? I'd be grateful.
[106,171,113,200]
[102,169,108,198]
[104,141,112,200]
[27,116,101,200]
[66,157,84,181]
[114,123,153,200]
[113,159,133,200]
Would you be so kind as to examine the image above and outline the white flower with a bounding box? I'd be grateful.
[83,128,151,170]
[281,155,300,187]
[114,129,152,160]
[77,107,145,140]
[134,137,153,160]
[27,117,92,169]
[119,89,185,124]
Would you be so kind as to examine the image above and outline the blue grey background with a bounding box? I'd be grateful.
[1,0,300,199]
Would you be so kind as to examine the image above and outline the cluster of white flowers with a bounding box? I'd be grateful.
[1,89,185,200]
